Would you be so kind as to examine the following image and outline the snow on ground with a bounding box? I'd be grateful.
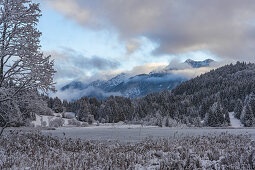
[31,112,253,144]
[42,126,255,143]
[1,132,254,169]
[229,112,243,128]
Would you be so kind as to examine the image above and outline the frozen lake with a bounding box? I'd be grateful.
[42,126,255,143]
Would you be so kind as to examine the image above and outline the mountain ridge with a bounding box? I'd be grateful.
[60,59,215,99]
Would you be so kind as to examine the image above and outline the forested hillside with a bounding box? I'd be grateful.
[46,62,255,127]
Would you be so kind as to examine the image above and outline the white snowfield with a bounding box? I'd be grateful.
[42,126,255,143]
[31,112,255,143]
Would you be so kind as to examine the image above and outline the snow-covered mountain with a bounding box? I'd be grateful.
[184,59,214,68]
[60,59,214,99]
[110,73,186,98]
[163,59,215,71]
[61,81,88,91]
[102,73,129,91]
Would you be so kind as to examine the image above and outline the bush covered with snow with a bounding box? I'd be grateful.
[0,132,254,169]
[62,112,76,119]
[81,122,89,127]
[49,118,64,128]
[67,119,81,127]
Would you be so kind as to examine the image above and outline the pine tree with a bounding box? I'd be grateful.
[53,97,63,113]
[234,99,243,119]
[205,102,225,127]
[223,107,230,125]
[165,116,169,127]
[241,105,254,127]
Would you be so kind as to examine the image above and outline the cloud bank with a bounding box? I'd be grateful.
[52,86,121,101]
[47,48,120,86]
[47,0,255,61]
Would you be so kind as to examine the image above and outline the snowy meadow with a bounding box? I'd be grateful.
[0,131,255,169]
[42,126,255,143]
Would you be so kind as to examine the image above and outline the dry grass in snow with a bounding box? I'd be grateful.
[0,132,255,169]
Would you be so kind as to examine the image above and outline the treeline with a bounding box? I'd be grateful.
[45,62,255,127]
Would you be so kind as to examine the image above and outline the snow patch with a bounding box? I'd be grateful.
[229,112,243,128]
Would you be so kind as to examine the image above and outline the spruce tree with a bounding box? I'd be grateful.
[234,99,243,119]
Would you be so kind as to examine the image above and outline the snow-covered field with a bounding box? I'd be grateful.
[1,132,255,169]
[2,117,255,169]
[42,126,255,143]
[28,113,255,143]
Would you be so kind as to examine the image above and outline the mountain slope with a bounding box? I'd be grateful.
[111,73,186,98]
[61,81,88,91]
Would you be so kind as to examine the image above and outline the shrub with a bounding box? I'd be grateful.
[88,114,94,125]
[62,112,75,119]
[81,122,89,127]
[42,121,47,127]
[68,119,81,127]
[49,118,64,128]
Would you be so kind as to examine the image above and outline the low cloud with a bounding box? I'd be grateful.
[52,86,121,101]
[126,63,168,76]
[165,59,192,70]
[54,48,120,70]
[83,63,168,83]
[72,55,120,70]
[167,59,229,79]
[129,74,186,83]
[46,49,120,87]
[171,67,216,79]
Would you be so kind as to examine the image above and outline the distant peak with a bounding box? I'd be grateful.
[185,59,194,63]
[185,59,214,68]
[185,58,214,62]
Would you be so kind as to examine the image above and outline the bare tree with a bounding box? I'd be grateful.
[0,0,56,135]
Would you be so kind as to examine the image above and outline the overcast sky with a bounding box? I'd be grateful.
[37,0,255,87]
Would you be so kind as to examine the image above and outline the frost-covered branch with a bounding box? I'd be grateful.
[0,0,55,92]
[0,0,56,133]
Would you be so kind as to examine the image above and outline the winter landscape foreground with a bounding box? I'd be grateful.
[1,127,255,169]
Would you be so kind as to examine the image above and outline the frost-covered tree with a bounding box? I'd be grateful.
[52,97,63,113]
[165,116,169,127]
[0,0,55,92]
[234,99,243,119]
[240,94,255,127]
[18,90,53,117]
[0,0,55,135]
[204,102,229,127]
[241,104,254,127]
[0,88,21,135]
